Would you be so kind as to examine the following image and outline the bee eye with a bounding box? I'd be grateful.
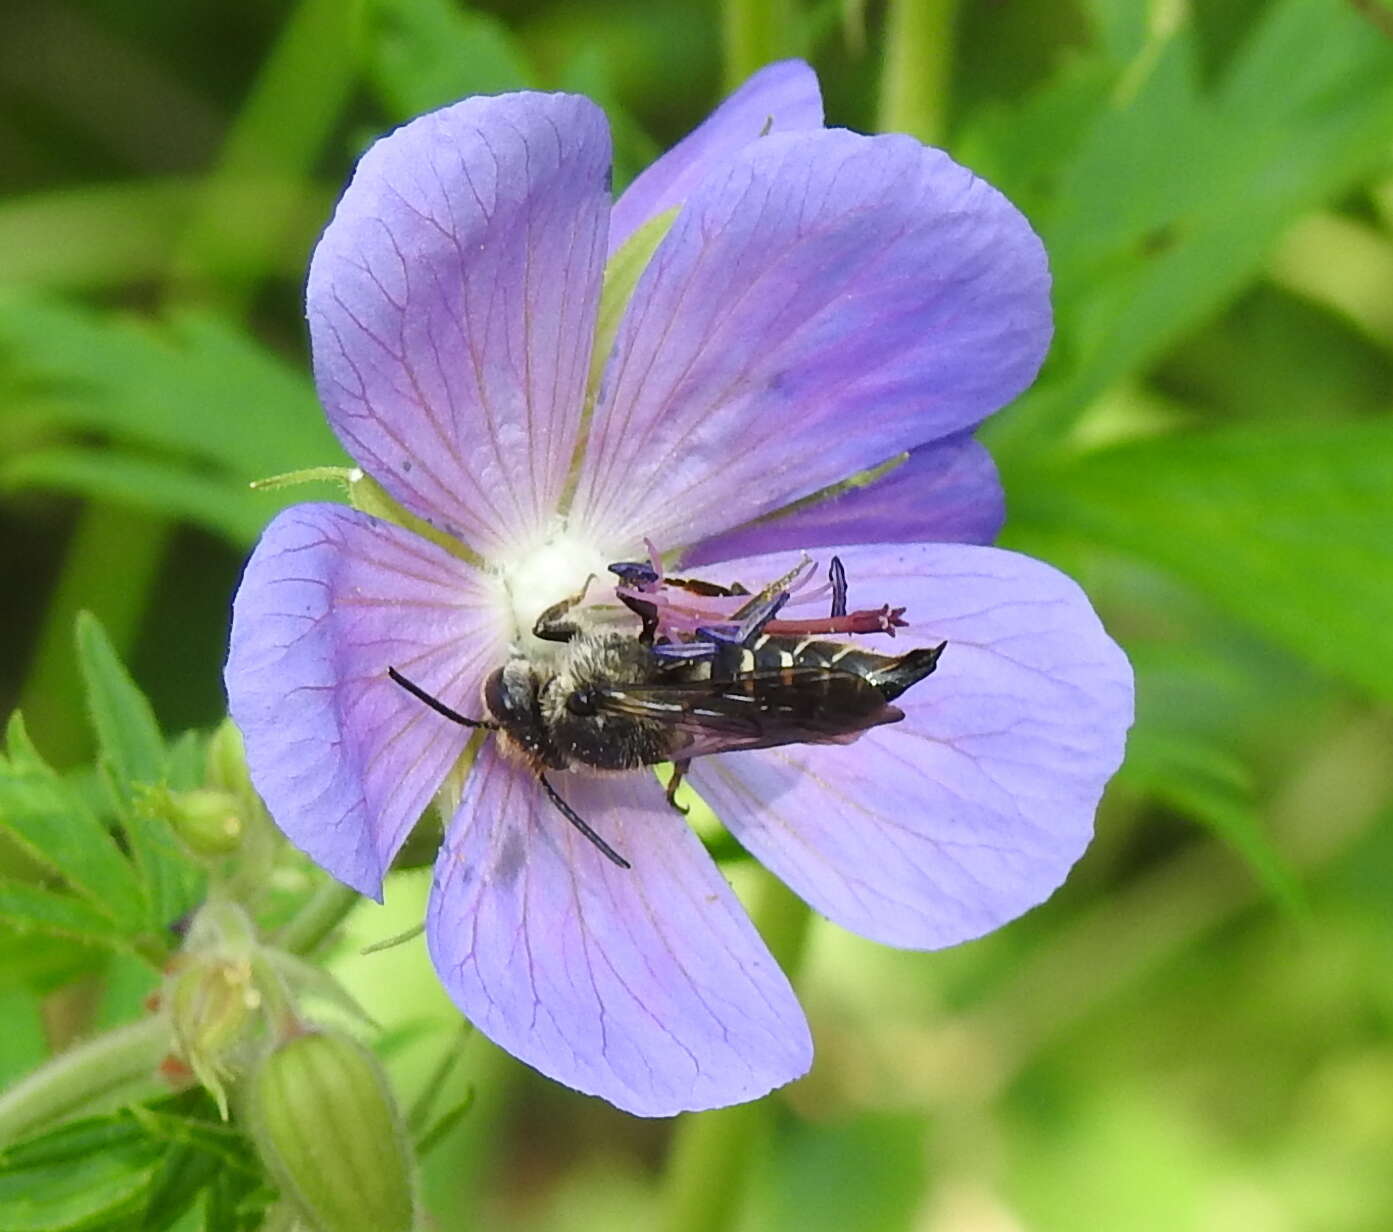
[483,667,509,720]
[566,689,597,717]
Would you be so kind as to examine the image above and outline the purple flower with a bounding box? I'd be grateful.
[226,62,1133,1117]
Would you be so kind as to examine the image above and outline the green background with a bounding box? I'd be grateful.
[3,0,1393,1228]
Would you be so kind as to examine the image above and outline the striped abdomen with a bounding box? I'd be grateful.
[716,634,945,703]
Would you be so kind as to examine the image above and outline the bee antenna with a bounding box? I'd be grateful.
[388,667,498,729]
[538,775,631,869]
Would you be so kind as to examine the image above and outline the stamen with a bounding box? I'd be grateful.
[764,605,908,638]
[612,552,908,646]
[644,538,666,582]
[608,560,660,589]
[829,556,848,618]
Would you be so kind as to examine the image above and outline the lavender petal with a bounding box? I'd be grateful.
[426,744,812,1116]
[308,92,611,560]
[608,60,823,255]
[574,129,1050,553]
[682,433,1006,568]
[687,541,1133,949]
[225,505,509,899]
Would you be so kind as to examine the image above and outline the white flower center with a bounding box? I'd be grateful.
[495,532,621,655]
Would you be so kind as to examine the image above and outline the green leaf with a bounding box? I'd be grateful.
[0,178,329,292]
[367,0,534,121]
[0,1116,164,1231]
[74,612,203,930]
[133,1108,262,1231]
[0,933,104,998]
[1120,729,1302,910]
[129,1104,254,1174]
[769,1114,927,1232]
[1009,421,1393,703]
[0,768,145,933]
[118,809,203,939]
[75,611,164,793]
[0,1094,261,1232]
[2,714,46,776]
[138,1144,223,1232]
[982,0,1393,453]
[0,882,140,949]
[0,296,335,479]
[0,992,46,1095]
[169,0,366,315]
[2,448,271,548]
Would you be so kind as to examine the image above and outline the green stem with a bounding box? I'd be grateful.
[167,0,364,314]
[0,877,363,1146]
[17,505,169,767]
[0,1017,168,1147]
[14,0,366,1083]
[20,0,364,765]
[273,879,362,958]
[877,0,958,143]
[721,0,795,92]
[660,869,813,1232]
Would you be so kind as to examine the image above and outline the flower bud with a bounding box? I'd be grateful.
[167,787,244,857]
[248,1029,415,1232]
[206,718,250,796]
[166,950,261,1116]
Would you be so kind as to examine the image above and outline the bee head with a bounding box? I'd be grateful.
[483,660,547,756]
[533,634,673,772]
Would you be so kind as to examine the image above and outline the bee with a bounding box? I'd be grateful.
[388,557,945,869]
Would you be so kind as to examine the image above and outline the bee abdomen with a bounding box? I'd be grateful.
[750,634,945,702]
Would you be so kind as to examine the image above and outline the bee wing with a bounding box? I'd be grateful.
[591,668,904,760]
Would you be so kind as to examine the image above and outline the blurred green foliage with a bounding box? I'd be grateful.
[2,0,1393,1228]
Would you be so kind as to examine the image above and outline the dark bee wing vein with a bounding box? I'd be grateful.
[590,667,900,760]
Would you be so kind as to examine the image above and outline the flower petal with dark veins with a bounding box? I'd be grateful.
[308,92,611,560]
[681,432,1006,567]
[573,127,1051,552]
[687,542,1133,949]
[226,505,509,899]
[608,59,823,255]
[427,744,812,1117]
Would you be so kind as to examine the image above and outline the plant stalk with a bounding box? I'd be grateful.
[0,874,363,1146]
[659,869,813,1232]
[877,0,958,143]
[721,0,796,92]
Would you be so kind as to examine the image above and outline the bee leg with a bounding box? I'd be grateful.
[828,555,848,618]
[538,775,630,869]
[617,592,661,646]
[664,759,692,814]
[665,575,750,598]
[532,574,597,643]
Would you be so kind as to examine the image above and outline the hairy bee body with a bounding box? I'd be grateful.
[481,628,944,775]
[392,558,945,867]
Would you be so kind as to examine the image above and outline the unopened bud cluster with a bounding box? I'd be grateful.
[161,900,265,1115]
[152,723,418,1226]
